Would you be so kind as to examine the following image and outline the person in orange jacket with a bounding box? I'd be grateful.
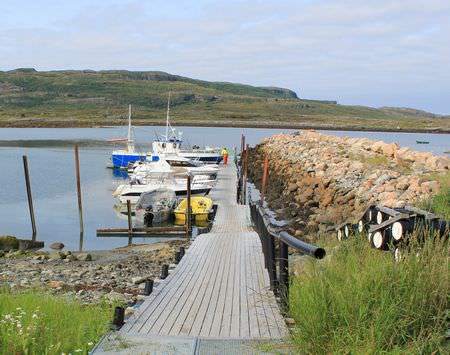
[221,147,229,165]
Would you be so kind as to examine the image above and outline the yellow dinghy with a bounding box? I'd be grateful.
[174,196,213,224]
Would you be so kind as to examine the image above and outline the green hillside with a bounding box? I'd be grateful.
[0,68,449,131]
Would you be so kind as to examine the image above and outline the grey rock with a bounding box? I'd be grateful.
[77,253,92,261]
[50,242,65,250]
[49,252,65,260]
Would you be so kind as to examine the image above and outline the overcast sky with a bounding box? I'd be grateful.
[1,0,449,113]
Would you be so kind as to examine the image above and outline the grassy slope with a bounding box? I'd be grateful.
[290,235,448,353]
[0,289,114,354]
[290,189,449,353]
[0,69,449,130]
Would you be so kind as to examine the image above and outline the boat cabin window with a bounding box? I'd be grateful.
[166,160,197,167]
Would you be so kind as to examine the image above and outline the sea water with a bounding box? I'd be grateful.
[0,126,448,250]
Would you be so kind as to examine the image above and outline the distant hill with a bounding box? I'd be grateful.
[0,69,448,131]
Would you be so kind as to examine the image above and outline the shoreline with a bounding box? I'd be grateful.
[0,118,449,134]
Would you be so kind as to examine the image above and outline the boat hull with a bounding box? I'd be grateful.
[118,187,211,204]
[112,152,146,168]
[135,209,172,224]
[179,152,223,164]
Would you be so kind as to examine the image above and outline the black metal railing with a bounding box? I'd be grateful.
[249,201,326,310]
[236,146,326,310]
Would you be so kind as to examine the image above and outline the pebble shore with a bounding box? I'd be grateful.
[0,240,190,306]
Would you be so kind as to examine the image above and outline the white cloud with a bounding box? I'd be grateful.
[0,0,449,113]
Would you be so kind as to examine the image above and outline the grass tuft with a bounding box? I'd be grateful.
[418,174,450,218]
[289,234,448,354]
[0,288,115,354]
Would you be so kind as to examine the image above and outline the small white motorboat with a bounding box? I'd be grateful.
[135,188,177,225]
[112,173,214,204]
[129,156,218,181]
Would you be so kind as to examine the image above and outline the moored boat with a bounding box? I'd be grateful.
[129,156,219,182]
[174,196,214,224]
[135,188,177,225]
[110,105,146,168]
[112,174,213,204]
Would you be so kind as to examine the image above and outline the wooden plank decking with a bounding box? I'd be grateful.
[119,163,287,339]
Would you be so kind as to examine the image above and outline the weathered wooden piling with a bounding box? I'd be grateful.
[74,145,84,251]
[243,144,249,204]
[22,155,37,240]
[261,157,269,202]
[186,175,192,234]
[126,199,133,246]
[240,134,246,167]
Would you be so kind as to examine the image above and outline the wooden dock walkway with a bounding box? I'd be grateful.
[121,163,287,339]
[95,164,288,353]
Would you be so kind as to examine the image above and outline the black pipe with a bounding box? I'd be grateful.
[179,246,185,258]
[144,279,154,296]
[175,251,181,264]
[279,231,326,259]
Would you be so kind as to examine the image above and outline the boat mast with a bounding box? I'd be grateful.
[127,104,134,152]
[165,92,171,140]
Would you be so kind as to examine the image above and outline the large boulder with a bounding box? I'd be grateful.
[426,156,449,170]
[0,236,19,251]
[50,242,65,250]
[381,143,399,158]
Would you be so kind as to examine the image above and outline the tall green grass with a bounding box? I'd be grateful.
[419,174,450,219]
[289,235,448,353]
[0,289,114,354]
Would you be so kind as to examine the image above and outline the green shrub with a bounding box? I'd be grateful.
[0,289,114,354]
[289,235,448,354]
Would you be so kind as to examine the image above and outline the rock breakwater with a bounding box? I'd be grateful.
[248,131,449,239]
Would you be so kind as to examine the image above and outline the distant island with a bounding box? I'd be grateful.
[0,68,449,132]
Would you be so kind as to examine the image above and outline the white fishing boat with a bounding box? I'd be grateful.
[110,105,146,168]
[146,93,223,164]
[135,188,177,225]
[129,156,219,181]
[112,173,213,204]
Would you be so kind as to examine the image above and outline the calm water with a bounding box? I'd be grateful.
[0,126,448,250]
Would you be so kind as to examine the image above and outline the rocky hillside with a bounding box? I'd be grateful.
[1,69,449,131]
[248,131,449,240]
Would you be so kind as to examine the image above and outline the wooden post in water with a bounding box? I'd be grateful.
[74,145,84,251]
[186,175,192,235]
[261,157,269,203]
[240,135,246,167]
[22,155,37,240]
[127,200,133,246]
[243,144,249,204]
